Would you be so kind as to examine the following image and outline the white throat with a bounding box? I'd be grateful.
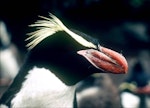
[11,67,76,108]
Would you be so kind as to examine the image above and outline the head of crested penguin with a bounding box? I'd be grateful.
[24,13,128,86]
[23,14,127,85]
[0,13,128,107]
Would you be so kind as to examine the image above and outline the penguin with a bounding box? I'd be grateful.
[0,13,128,108]
[119,61,150,108]
[76,73,122,108]
[0,21,21,98]
[0,21,20,80]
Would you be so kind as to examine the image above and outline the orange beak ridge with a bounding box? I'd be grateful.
[77,46,128,74]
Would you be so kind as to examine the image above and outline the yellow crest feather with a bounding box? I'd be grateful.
[26,13,96,50]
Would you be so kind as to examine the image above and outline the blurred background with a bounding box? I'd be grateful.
[0,0,150,108]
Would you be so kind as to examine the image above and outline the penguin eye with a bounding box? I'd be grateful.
[97,44,101,51]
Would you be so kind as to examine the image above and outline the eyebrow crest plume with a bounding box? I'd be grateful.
[26,13,97,50]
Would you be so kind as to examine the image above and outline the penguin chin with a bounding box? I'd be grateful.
[77,46,128,74]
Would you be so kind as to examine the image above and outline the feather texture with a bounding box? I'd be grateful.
[26,13,97,50]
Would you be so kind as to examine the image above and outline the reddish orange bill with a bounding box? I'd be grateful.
[77,46,128,74]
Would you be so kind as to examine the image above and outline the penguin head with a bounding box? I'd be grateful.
[26,13,128,85]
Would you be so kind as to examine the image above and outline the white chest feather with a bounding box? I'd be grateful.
[11,67,76,108]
